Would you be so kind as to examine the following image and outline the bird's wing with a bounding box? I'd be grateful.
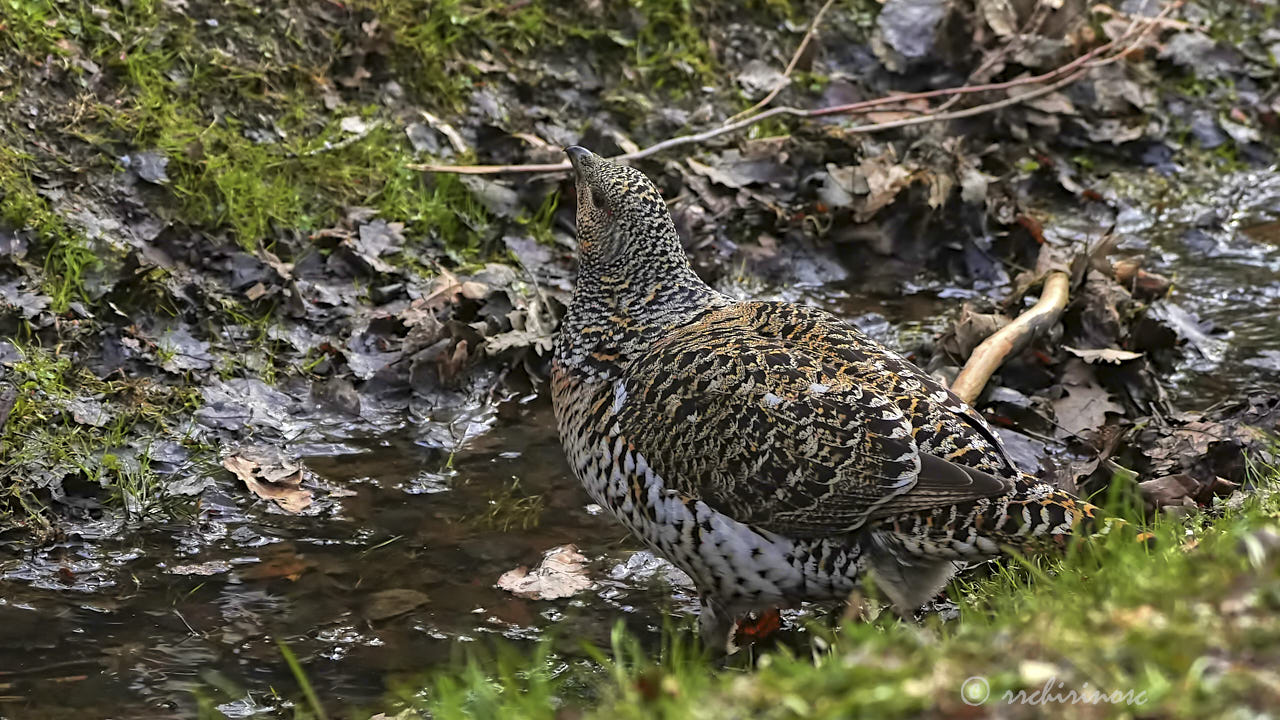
[613,304,1013,537]
[740,301,1021,479]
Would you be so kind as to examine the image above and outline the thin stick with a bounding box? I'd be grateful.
[407,64,1089,175]
[723,0,839,126]
[410,3,1175,176]
[950,272,1071,405]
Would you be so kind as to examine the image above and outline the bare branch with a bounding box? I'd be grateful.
[409,2,1177,176]
[723,0,839,126]
[950,272,1071,405]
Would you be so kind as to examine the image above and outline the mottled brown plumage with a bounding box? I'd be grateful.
[552,146,1100,651]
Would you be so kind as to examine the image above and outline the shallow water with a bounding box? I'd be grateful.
[0,400,704,717]
[2,167,1278,718]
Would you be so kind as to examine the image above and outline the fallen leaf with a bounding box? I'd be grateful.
[1242,220,1280,246]
[497,544,593,600]
[1064,346,1144,364]
[167,561,232,576]
[978,0,1017,37]
[1052,362,1124,437]
[222,451,313,513]
[340,116,369,134]
[1138,474,1202,510]
[364,589,430,621]
[939,303,1009,359]
[238,545,311,581]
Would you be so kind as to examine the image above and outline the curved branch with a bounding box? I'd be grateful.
[950,271,1071,405]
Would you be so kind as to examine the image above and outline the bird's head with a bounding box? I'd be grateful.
[565,146,680,271]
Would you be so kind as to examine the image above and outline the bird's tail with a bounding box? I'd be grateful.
[877,476,1137,560]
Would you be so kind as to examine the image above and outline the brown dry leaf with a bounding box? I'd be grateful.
[1064,346,1144,364]
[1242,220,1280,246]
[1053,384,1123,437]
[857,155,913,220]
[418,269,467,311]
[940,303,1010,359]
[979,0,1017,36]
[686,158,752,190]
[222,453,313,514]
[1138,474,1202,510]
[1112,258,1171,300]
[497,544,593,600]
[1052,360,1123,437]
[364,589,430,621]
[260,249,294,280]
[238,545,311,581]
[924,169,954,209]
[1140,419,1253,476]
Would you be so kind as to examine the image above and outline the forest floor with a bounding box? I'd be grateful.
[1,0,1280,717]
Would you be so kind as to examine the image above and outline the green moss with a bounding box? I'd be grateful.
[628,0,715,96]
[516,189,560,246]
[2,0,496,257]
[365,0,564,109]
[0,146,101,312]
[363,0,720,109]
[1,0,738,260]
[0,342,203,534]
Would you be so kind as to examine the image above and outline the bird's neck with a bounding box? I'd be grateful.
[556,254,725,377]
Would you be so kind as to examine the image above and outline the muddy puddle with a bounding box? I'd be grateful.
[2,167,1279,718]
[0,400,703,717]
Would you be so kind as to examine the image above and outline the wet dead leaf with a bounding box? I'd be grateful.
[222,452,313,514]
[167,561,232,576]
[497,544,593,600]
[1053,386,1123,437]
[978,0,1017,37]
[1064,346,1144,364]
[940,303,1009,359]
[1112,257,1172,301]
[1053,361,1124,437]
[364,588,430,621]
[1139,474,1202,510]
[1242,220,1280,246]
[238,547,311,581]
[855,154,913,220]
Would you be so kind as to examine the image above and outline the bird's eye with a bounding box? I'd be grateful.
[590,187,609,211]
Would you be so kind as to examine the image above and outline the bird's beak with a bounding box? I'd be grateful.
[565,145,592,179]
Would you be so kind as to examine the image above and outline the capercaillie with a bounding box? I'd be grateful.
[551,146,1107,652]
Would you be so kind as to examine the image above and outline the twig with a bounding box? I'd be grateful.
[410,3,1175,176]
[408,63,1091,175]
[421,110,468,155]
[723,0,838,126]
[950,271,1071,405]
[1092,2,1201,31]
[931,0,1054,115]
[291,120,384,158]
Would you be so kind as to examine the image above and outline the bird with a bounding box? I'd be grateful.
[551,145,1106,652]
